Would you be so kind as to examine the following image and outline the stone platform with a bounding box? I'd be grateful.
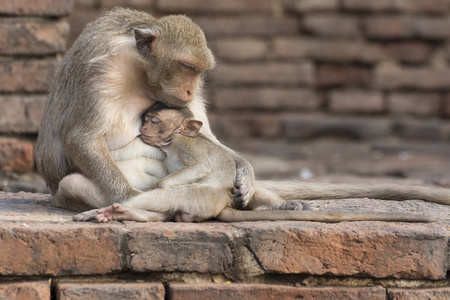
[0,189,449,299]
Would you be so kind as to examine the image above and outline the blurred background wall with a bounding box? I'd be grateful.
[2,0,450,192]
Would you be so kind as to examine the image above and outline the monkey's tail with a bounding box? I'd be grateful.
[256,180,450,206]
[216,207,435,223]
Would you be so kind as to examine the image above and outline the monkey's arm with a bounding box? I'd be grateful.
[63,131,139,204]
[158,163,211,188]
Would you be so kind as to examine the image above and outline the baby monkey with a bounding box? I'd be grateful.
[96,103,433,223]
[97,102,290,222]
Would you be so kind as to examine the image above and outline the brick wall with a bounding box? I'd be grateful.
[68,0,450,145]
[0,0,71,174]
[3,0,450,177]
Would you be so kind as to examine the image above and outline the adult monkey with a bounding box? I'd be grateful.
[35,8,254,214]
[36,8,449,220]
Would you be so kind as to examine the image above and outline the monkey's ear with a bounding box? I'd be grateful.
[134,28,158,57]
[181,119,203,137]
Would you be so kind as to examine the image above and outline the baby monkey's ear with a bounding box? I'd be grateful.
[181,119,203,137]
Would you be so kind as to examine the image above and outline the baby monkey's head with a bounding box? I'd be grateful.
[140,102,203,147]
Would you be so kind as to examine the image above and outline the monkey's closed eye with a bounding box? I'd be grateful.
[180,62,197,72]
[151,117,160,123]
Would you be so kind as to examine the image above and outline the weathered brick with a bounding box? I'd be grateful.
[303,14,360,37]
[329,90,385,114]
[213,62,314,86]
[388,93,442,116]
[283,0,339,12]
[67,8,102,46]
[385,42,433,64]
[168,284,385,300]
[0,18,69,55]
[317,65,371,87]
[0,281,50,300]
[0,0,73,16]
[387,287,450,300]
[212,88,322,111]
[194,16,299,37]
[99,0,154,9]
[273,38,384,63]
[0,95,47,134]
[343,0,450,14]
[157,0,274,14]
[0,59,58,93]
[281,113,390,140]
[375,64,450,90]
[443,93,450,117]
[125,222,234,273]
[243,222,447,279]
[209,113,255,138]
[393,118,446,140]
[56,282,165,300]
[364,16,411,39]
[0,223,123,276]
[212,38,268,62]
[0,137,34,174]
[365,16,450,40]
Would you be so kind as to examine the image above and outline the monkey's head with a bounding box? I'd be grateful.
[135,15,215,107]
[140,102,203,147]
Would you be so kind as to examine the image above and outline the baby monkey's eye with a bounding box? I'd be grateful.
[151,117,160,124]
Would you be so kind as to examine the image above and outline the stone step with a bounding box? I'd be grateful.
[0,191,449,281]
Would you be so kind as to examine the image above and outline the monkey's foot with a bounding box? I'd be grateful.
[73,209,99,222]
[96,203,165,222]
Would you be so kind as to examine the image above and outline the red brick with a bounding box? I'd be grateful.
[284,0,339,12]
[303,14,360,37]
[0,223,123,276]
[213,88,322,111]
[0,0,73,16]
[212,38,268,62]
[329,90,385,113]
[243,222,448,279]
[273,38,384,63]
[99,0,154,9]
[343,0,450,14]
[0,137,34,173]
[364,16,411,39]
[387,287,450,300]
[125,222,234,273]
[0,281,50,300]
[443,93,450,117]
[157,0,274,14]
[0,59,58,93]
[213,62,314,86]
[365,16,450,40]
[57,282,165,300]
[213,113,283,138]
[282,113,390,140]
[385,42,433,64]
[0,19,69,55]
[317,65,371,87]
[209,113,254,138]
[388,93,442,116]
[194,16,299,37]
[0,95,47,134]
[168,284,385,300]
[67,8,102,46]
[375,64,450,90]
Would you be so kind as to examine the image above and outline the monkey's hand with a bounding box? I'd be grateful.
[232,154,256,209]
